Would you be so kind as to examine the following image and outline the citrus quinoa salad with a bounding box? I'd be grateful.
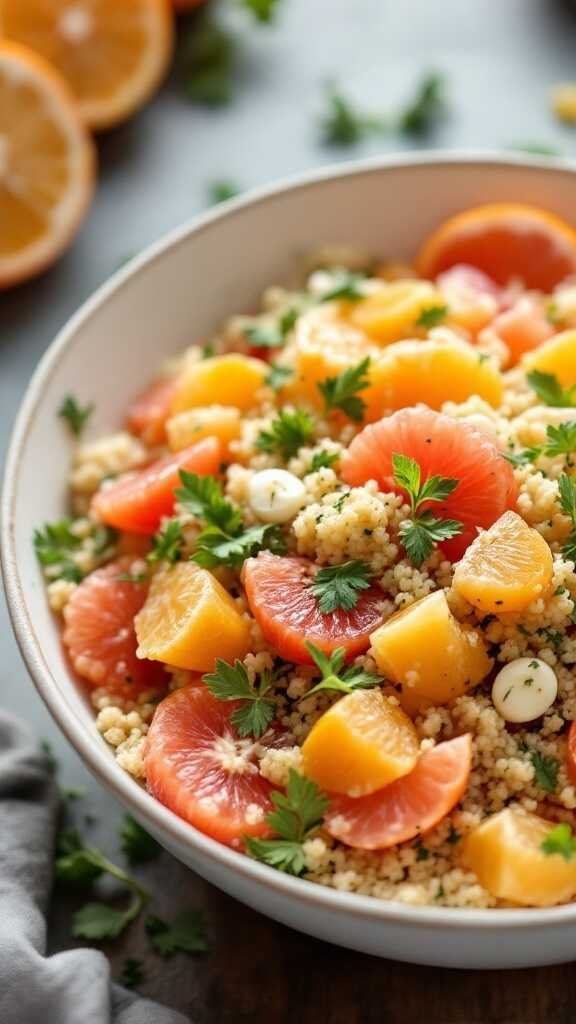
[35,202,576,910]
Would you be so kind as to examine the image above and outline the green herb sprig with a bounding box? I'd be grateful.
[120,815,161,865]
[245,308,298,350]
[203,659,276,738]
[58,395,94,437]
[541,822,576,860]
[302,643,381,700]
[415,304,448,329]
[392,453,463,566]
[146,911,208,956]
[148,518,185,564]
[527,370,576,408]
[245,771,328,875]
[256,408,315,460]
[317,356,371,422]
[310,560,372,613]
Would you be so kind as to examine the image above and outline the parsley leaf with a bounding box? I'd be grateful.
[309,449,339,472]
[317,356,370,422]
[321,85,386,146]
[527,369,576,408]
[58,395,94,437]
[415,304,448,329]
[245,770,328,875]
[73,903,132,941]
[399,71,446,135]
[241,0,280,22]
[208,181,240,204]
[265,363,293,392]
[176,471,242,534]
[542,421,576,462]
[310,560,372,613]
[147,518,185,564]
[317,270,367,302]
[120,815,161,865]
[541,822,576,861]
[245,308,298,349]
[34,519,84,583]
[530,751,559,793]
[256,408,315,460]
[303,642,381,699]
[146,911,208,956]
[119,959,145,989]
[203,659,276,738]
[558,473,576,562]
[179,17,235,106]
[193,521,285,569]
[392,453,463,566]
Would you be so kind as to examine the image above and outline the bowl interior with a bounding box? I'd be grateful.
[6,154,576,931]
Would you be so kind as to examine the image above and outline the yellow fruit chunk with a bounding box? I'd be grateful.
[551,83,576,125]
[135,562,251,671]
[522,329,576,389]
[453,511,553,613]
[301,689,419,797]
[370,591,492,714]
[349,280,444,344]
[171,354,268,415]
[166,406,241,456]
[371,336,503,411]
[0,41,95,290]
[462,808,576,907]
[0,0,174,132]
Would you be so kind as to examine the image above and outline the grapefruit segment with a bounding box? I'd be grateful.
[125,377,177,447]
[325,734,472,850]
[91,436,222,534]
[145,685,274,846]
[62,557,166,701]
[437,264,501,338]
[567,721,576,785]
[341,407,518,561]
[242,552,384,664]
[481,296,554,366]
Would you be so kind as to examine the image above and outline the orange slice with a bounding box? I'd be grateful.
[0,0,174,131]
[301,689,419,797]
[522,329,576,390]
[415,203,576,291]
[452,511,553,614]
[0,40,95,290]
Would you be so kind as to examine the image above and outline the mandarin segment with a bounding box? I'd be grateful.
[135,561,251,671]
[370,591,492,714]
[452,511,553,613]
[170,353,268,414]
[462,808,576,907]
[301,688,419,797]
[167,405,241,455]
[348,280,445,344]
[522,328,576,389]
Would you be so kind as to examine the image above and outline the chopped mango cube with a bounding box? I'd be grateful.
[135,562,251,671]
[370,591,492,714]
[462,808,576,907]
[171,354,268,414]
[301,688,419,797]
[166,405,241,456]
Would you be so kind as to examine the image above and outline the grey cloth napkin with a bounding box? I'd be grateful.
[0,710,191,1024]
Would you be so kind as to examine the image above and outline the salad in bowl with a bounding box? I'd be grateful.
[34,199,576,913]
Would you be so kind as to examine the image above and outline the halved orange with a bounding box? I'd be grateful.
[416,203,576,291]
[0,40,95,290]
[0,0,174,131]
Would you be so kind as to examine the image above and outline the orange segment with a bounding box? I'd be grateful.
[453,511,553,614]
[370,336,503,411]
[301,689,419,797]
[135,561,251,671]
[166,405,242,456]
[0,0,174,131]
[416,203,576,291]
[348,280,445,344]
[325,735,472,851]
[0,40,94,290]
[370,591,492,714]
[522,329,576,389]
[462,808,576,907]
[482,296,554,366]
[171,354,268,415]
[126,377,177,447]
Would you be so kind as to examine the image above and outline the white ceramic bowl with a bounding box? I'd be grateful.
[4,153,576,970]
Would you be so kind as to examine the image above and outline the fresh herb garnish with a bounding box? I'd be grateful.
[203,659,276,738]
[527,369,576,408]
[194,522,285,569]
[310,560,372,613]
[265,363,293,391]
[415,304,448,329]
[392,453,463,566]
[120,815,161,865]
[119,959,145,989]
[317,270,367,302]
[176,471,242,533]
[179,17,235,106]
[317,356,371,422]
[302,642,381,700]
[558,473,576,562]
[242,0,280,22]
[530,751,559,793]
[309,449,339,472]
[34,519,84,582]
[146,911,208,956]
[209,181,240,204]
[58,395,94,437]
[540,421,576,463]
[398,71,446,135]
[320,85,385,146]
[148,518,185,564]
[541,822,576,861]
[256,408,316,460]
[244,770,328,875]
[245,308,298,349]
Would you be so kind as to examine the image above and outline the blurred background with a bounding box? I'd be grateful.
[3,0,576,1019]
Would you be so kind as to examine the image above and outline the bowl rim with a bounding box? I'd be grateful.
[4,148,576,931]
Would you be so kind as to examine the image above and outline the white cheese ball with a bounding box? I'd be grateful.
[248,469,306,524]
[492,658,558,723]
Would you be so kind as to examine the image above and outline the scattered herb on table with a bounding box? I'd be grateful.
[398,71,446,135]
[415,304,448,329]
[530,751,559,794]
[245,770,329,875]
[526,369,576,408]
[302,643,381,700]
[147,518,185,564]
[392,453,463,566]
[146,910,208,956]
[317,356,371,422]
[203,658,276,738]
[310,559,372,613]
[208,181,240,204]
[179,16,235,106]
[119,958,145,989]
[320,85,386,146]
[242,0,281,22]
[120,815,162,865]
[541,822,576,860]
[58,395,94,437]
[256,408,315,459]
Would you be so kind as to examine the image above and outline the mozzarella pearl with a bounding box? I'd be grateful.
[248,469,306,524]
[492,658,558,723]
